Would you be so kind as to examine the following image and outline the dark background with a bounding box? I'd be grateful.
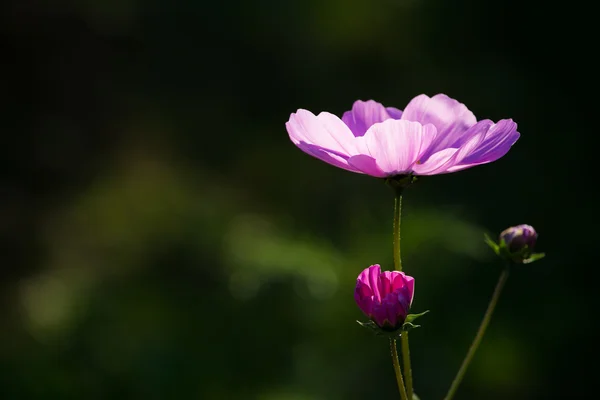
[1,0,595,399]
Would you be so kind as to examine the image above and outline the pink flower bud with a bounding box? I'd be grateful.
[354,265,415,330]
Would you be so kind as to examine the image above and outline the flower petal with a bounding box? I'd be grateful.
[402,275,415,307]
[286,109,358,155]
[354,281,373,299]
[357,264,377,290]
[357,120,437,175]
[296,143,362,173]
[357,264,383,303]
[449,119,520,171]
[342,100,403,137]
[386,107,403,120]
[347,155,387,177]
[371,303,389,328]
[412,148,459,175]
[402,94,477,156]
[380,271,396,295]
[383,294,399,327]
[412,120,494,175]
[354,281,374,316]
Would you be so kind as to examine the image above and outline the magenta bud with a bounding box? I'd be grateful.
[354,264,414,330]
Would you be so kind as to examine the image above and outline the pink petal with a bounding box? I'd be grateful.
[403,275,415,306]
[354,280,373,299]
[383,295,399,327]
[347,155,387,177]
[354,282,374,316]
[401,94,477,156]
[452,120,495,160]
[296,142,362,173]
[396,290,411,318]
[356,264,377,291]
[461,119,520,163]
[360,264,382,302]
[357,120,437,175]
[390,272,407,292]
[372,267,385,303]
[380,271,396,295]
[390,272,414,307]
[341,100,403,137]
[412,120,494,175]
[286,109,357,156]
[371,304,389,328]
[449,119,520,171]
[412,148,459,175]
[386,107,404,120]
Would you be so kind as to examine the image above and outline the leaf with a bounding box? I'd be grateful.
[356,320,379,332]
[401,322,421,332]
[523,252,546,264]
[483,233,500,255]
[404,310,430,324]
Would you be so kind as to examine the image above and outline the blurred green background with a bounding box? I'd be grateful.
[1,1,594,399]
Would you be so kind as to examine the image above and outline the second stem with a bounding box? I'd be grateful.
[393,188,403,272]
[392,188,413,399]
[443,267,510,400]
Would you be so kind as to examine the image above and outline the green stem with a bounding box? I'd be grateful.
[392,188,413,398]
[401,333,413,399]
[443,267,510,400]
[393,189,403,271]
[390,338,409,400]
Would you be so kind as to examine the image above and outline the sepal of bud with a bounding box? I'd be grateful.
[357,310,429,338]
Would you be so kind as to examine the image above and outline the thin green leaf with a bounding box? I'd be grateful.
[404,310,430,324]
[523,252,546,264]
[401,322,421,332]
[484,233,500,255]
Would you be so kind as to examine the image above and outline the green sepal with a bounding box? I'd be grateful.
[356,320,402,338]
[404,310,429,324]
[484,233,501,255]
[357,310,430,337]
[484,234,545,264]
[356,320,378,331]
[412,393,421,400]
[401,322,421,332]
[523,252,545,264]
[502,245,545,264]
[384,174,418,192]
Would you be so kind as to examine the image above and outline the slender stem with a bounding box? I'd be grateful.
[392,188,413,397]
[443,267,510,400]
[400,333,413,399]
[393,189,403,271]
[390,338,409,400]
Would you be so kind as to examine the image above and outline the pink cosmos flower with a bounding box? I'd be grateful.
[286,94,520,176]
[354,264,415,330]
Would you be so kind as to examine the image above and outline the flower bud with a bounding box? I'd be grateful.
[354,264,414,330]
[498,224,540,263]
[500,224,536,251]
[485,224,544,264]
